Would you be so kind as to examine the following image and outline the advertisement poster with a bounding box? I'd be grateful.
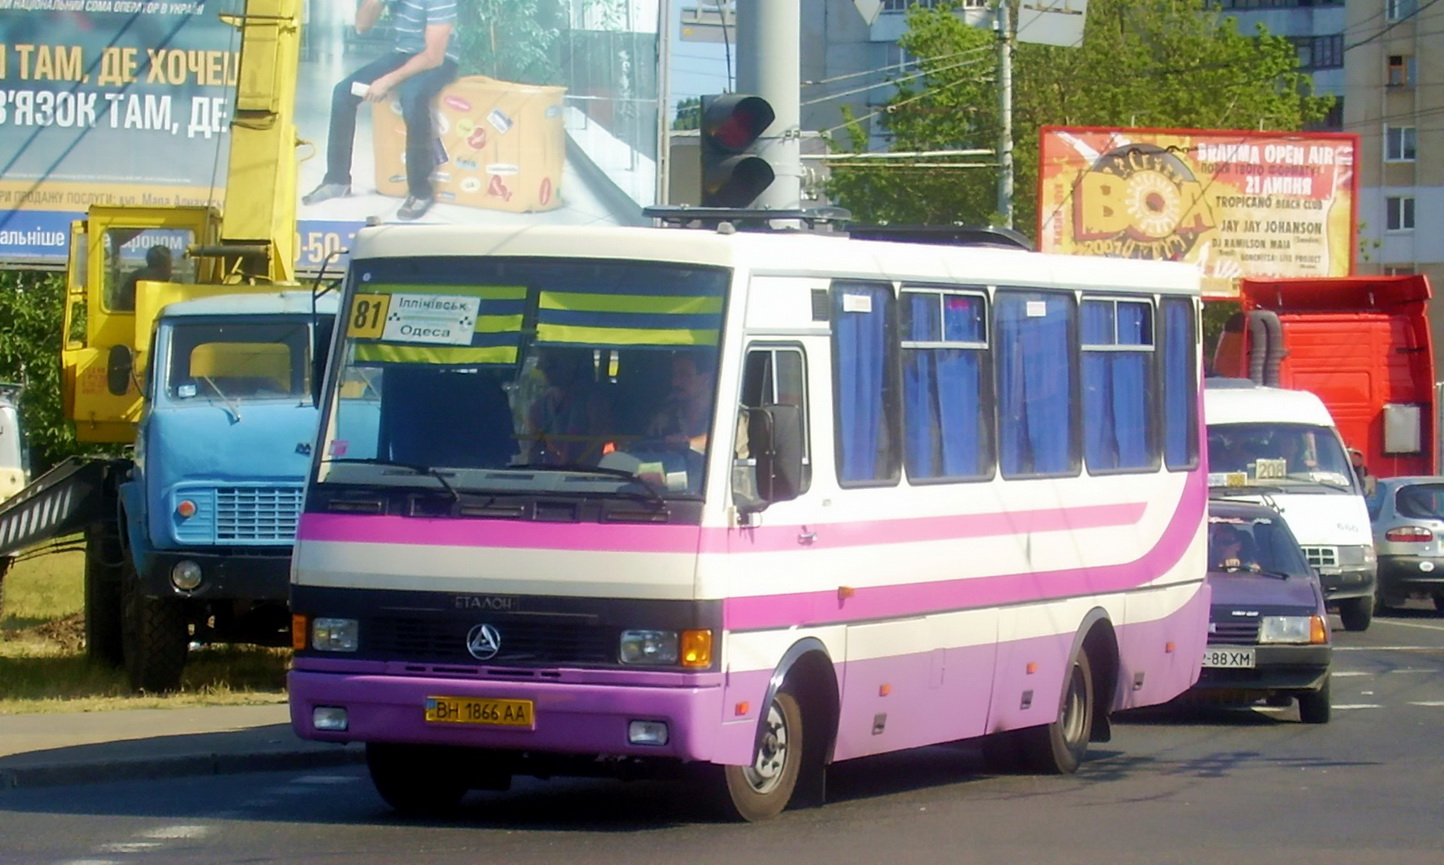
[0,0,660,269]
[1038,127,1358,297]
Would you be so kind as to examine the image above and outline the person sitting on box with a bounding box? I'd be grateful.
[302,0,458,221]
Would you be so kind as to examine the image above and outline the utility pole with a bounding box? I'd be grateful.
[736,0,802,210]
[656,0,672,205]
[996,0,1014,229]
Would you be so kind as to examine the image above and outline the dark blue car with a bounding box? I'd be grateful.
[1187,498,1333,724]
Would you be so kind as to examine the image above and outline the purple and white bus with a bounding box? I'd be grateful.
[288,223,1209,820]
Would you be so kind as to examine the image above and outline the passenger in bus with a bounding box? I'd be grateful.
[1210,523,1261,572]
[647,350,715,452]
[1274,434,1316,474]
[526,348,612,465]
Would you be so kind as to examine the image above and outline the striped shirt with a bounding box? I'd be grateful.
[390,0,458,62]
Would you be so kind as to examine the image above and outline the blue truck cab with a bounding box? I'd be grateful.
[110,289,337,691]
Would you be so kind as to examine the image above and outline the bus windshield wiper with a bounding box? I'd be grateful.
[321,457,459,502]
[507,462,667,504]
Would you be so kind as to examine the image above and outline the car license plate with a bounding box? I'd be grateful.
[1202,647,1256,669]
[424,696,534,728]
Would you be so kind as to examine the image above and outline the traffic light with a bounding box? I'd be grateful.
[699,94,775,208]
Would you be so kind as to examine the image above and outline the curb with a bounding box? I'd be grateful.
[0,744,365,792]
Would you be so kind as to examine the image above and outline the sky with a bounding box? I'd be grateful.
[666,0,733,110]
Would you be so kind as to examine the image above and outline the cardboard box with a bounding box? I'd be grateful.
[372,75,566,213]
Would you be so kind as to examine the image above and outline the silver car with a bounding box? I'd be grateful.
[1366,476,1444,614]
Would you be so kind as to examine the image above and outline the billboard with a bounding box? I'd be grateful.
[0,0,661,269]
[1039,127,1358,297]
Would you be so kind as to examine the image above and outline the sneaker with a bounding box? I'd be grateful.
[397,195,434,221]
[302,182,350,205]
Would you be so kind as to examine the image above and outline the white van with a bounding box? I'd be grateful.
[0,384,28,504]
[1205,378,1376,630]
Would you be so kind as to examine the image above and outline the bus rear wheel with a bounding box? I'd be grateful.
[1020,648,1094,774]
[718,690,803,822]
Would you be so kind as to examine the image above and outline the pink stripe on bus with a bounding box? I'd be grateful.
[298,499,1147,556]
[723,472,1207,630]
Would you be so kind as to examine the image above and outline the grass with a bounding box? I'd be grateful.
[0,538,289,714]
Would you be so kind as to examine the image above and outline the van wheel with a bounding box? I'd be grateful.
[716,691,803,821]
[1337,596,1373,632]
[367,743,469,815]
[1297,676,1331,725]
[1019,649,1094,774]
[120,563,189,693]
[83,523,125,668]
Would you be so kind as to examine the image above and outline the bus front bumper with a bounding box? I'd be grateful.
[288,661,756,766]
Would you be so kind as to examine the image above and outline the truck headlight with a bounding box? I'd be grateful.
[1337,545,1374,566]
[1259,615,1313,644]
[312,617,359,652]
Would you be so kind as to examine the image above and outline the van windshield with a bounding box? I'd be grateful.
[316,256,729,499]
[1207,422,1358,493]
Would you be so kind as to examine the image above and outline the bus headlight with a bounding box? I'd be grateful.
[1259,616,1312,644]
[620,630,678,665]
[619,629,712,667]
[312,617,359,652]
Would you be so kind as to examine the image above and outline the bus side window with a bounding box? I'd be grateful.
[735,346,810,509]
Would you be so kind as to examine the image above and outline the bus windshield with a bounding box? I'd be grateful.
[1207,422,1358,492]
[317,256,729,498]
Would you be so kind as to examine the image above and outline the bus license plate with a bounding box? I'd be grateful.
[424,696,534,727]
[1202,647,1256,669]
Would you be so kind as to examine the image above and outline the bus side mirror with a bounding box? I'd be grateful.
[748,403,803,505]
[106,344,133,396]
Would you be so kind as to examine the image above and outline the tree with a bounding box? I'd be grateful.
[673,96,702,131]
[828,0,1334,236]
[0,270,101,475]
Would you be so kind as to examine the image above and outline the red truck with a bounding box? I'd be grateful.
[1210,274,1436,479]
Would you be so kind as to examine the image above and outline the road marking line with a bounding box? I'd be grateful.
[1334,646,1444,651]
[1408,701,1444,707]
[1330,704,1384,710]
[1370,619,1444,633]
[140,825,210,840]
[293,774,358,785]
[97,843,162,853]
[1333,668,1434,675]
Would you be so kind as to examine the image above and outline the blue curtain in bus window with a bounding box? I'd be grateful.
[997,292,1074,476]
[1163,298,1196,469]
[1112,302,1150,467]
[834,284,894,484]
[903,293,983,480]
[1082,301,1118,470]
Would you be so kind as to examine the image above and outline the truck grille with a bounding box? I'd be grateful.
[1300,546,1338,569]
[174,485,303,544]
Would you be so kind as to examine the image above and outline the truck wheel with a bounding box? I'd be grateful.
[366,743,469,816]
[84,523,125,667]
[1019,648,1094,774]
[1337,596,1373,632]
[120,564,189,693]
[1297,676,1331,725]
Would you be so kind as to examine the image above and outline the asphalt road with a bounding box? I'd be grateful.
[1,605,1442,865]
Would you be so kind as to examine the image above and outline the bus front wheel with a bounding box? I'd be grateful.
[1020,648,1094,774]
[718,690,803,821]
[367,743,469,816]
